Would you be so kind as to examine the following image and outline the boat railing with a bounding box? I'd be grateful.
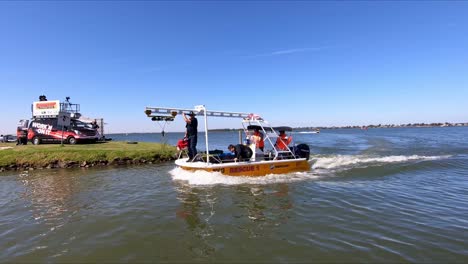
[192,147,301,165]
[145,105,303,165]
[240,119,300,161]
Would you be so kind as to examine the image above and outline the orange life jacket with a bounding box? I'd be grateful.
[253,131,264,149]
[276,134,292,150]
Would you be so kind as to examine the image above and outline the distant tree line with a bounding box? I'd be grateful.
[295,122,468,130]
[207,122,468,132]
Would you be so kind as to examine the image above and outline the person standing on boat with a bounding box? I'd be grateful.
[183,111,198,162]
[250,128,264,152]
[228,144,253,162]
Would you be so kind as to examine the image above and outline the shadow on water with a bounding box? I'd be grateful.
[0,168,108,261]
[18,169,85,226]
[172,182,297,262]
[175,185,211,231]
[173,184,216,260]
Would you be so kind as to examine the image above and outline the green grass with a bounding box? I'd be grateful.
[0,141,176,167]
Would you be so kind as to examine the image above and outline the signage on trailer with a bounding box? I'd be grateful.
[32,100,60,117]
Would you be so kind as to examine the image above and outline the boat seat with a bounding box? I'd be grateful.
[192,153,226,164]
[276,150,295,160]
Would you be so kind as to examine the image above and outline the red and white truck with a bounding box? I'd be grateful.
[17,96,101,145]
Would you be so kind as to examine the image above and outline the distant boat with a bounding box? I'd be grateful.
[298,129,320,134]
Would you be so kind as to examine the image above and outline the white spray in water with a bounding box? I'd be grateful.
[311,154,450,170]
[170,167,319,186]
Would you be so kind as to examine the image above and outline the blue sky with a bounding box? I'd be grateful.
[1,1,467,134]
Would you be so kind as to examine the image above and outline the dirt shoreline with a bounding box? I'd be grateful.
[0,141,177,172]
[0,157,175,172]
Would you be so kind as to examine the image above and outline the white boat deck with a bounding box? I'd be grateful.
[175,157,307,169]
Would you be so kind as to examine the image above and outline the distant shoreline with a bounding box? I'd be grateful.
[203,123,468,132]
[300,123,468,130]
[102,124,468,134]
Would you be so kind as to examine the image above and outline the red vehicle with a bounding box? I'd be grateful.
[17,95,102,145]
[27,118,98,145]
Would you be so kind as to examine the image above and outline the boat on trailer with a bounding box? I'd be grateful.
[144,105,311,177]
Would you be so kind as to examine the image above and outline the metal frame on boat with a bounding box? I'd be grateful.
[144,105,311,177]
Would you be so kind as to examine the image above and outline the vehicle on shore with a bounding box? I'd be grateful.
[17,96,101,145]
[0,135,17,143]
[27,118,99,145]
[144,105,311,177]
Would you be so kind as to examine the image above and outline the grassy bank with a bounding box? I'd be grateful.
[0,141,176,171]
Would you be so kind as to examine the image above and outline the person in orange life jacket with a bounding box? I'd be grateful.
[183,111,198,162]
[228,144,253,162]
[275,130,292,150]
[250,128,264,151]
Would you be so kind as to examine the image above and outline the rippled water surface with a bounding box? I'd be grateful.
[1,127,468,262]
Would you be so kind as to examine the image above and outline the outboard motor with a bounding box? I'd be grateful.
[294,143,310,160]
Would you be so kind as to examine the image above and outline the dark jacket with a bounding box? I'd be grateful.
[233,144,253,160]
[186,117,198,137]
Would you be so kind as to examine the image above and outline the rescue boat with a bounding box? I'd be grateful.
[144,105,311,177]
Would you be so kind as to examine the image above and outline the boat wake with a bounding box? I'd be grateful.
[169,154,451,186]
[169,167,319,186]
[311,154,451,171]
[298,131,319,134]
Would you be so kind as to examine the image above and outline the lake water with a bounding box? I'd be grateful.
[1,127,467,262]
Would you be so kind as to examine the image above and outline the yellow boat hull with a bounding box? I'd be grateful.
[177,158,310,177]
